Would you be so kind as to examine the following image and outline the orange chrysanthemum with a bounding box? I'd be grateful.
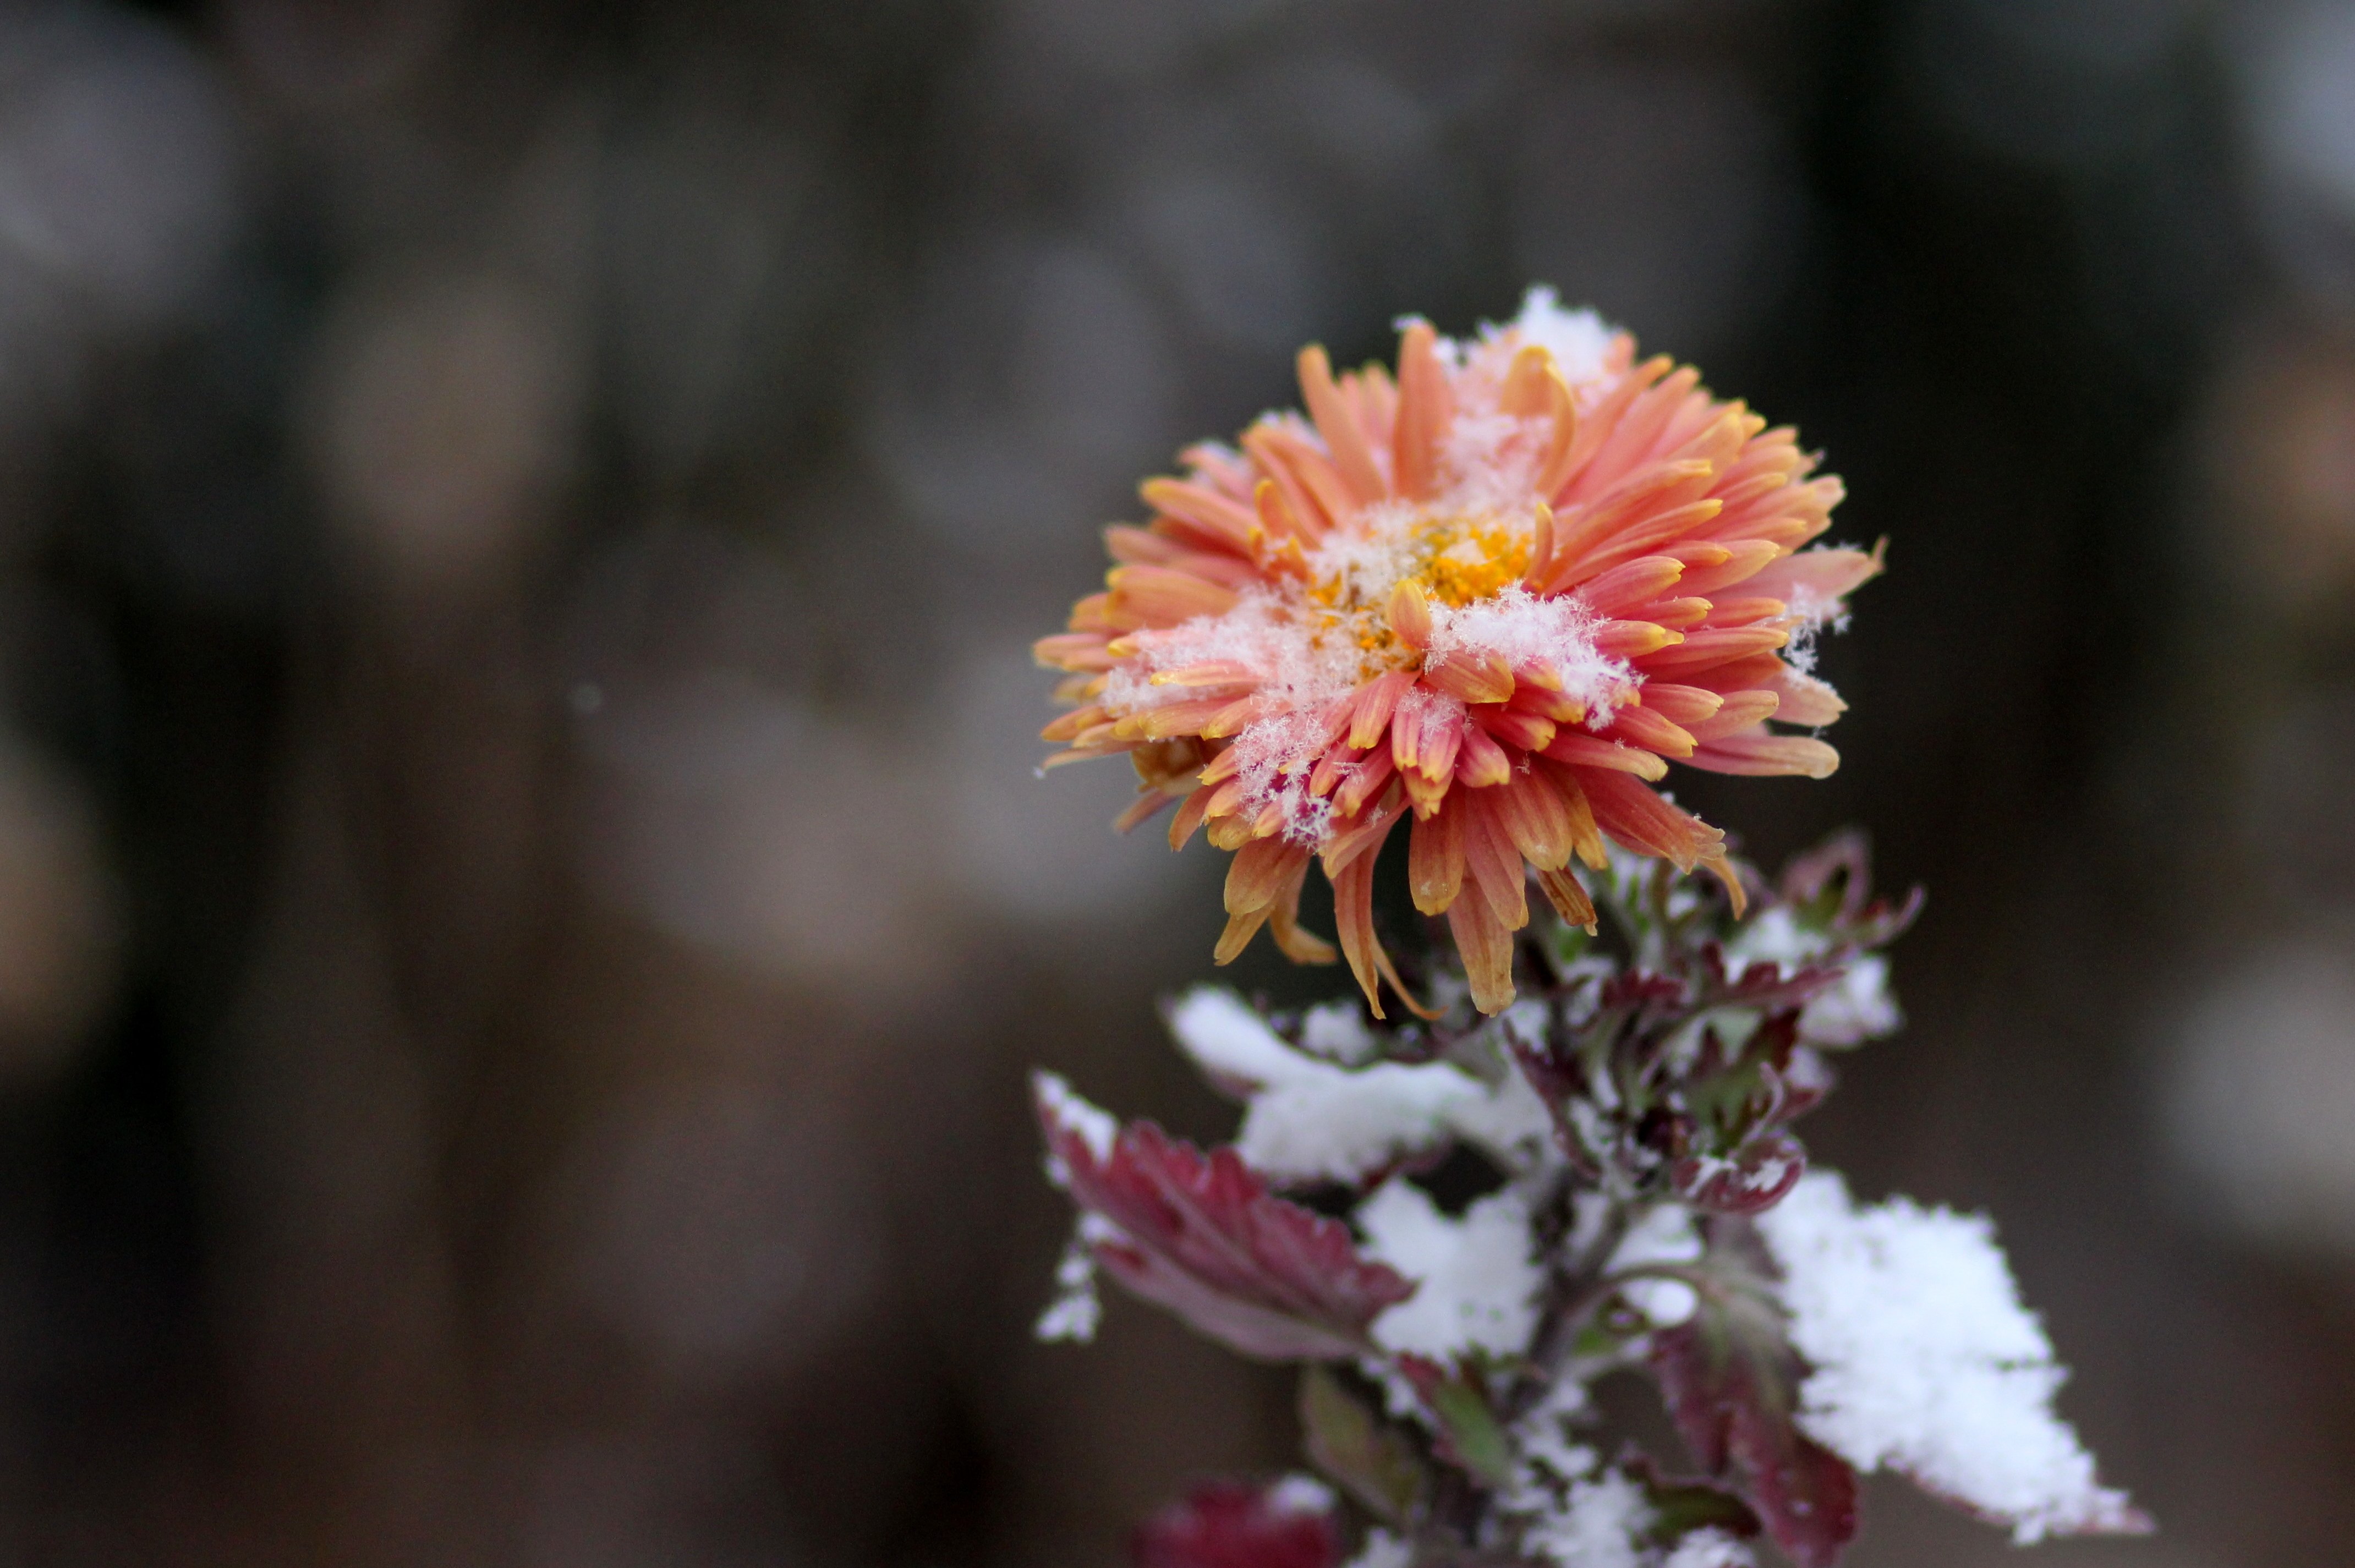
[1037,290,1878,1016]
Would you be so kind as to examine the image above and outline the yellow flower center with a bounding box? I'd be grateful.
[1302,511,1532,676]
[1411,513,1531,607]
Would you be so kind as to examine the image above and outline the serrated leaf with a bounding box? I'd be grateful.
[1648,1226,1858,1568]
[1037,1077,1416,1361]
[1132,1479,1343,1568]
[1299,1367,1430,1524]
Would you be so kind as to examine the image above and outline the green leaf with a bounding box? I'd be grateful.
[1299,1366,1430,1524]
[1416,1368,1514,1487]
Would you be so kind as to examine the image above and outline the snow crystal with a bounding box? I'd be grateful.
[1660,1528,1755,1568]
[1776,582,1851,680]
[1300,1000,1379,1065]
[1756,1171,2142,1544]
[1797,953,1901,1047]
[1358,1179,1542,1359]
[1443,410,1545,510]
[1034,1070,1116,1163]
[1168,986,1546,1183]
[1608,1204,1702,1328]
[1266,1474,1337,1516]
[1427,586,1636,723]
[1494,286,1618,390]
[1521,1470,1654,1568]
[1100,590,1367,845]
[1342,1528,1414,1568]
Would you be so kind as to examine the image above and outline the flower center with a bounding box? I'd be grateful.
[1409,513,1531,608]
[1301,510,1533,676]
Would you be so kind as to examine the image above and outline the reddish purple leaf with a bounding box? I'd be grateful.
[1132,1480,1343,1568]
[1037,1074,1415,1361]
[1650,1239,1858,1568]
[1673,1129,1809,1216]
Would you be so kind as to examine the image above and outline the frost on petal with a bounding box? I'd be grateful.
[1500,285,1619,388]
[1034,1073,1415,1361]
[1755,1172,2148,1544]
[1133,1478,1342,1568]
[1426,586,1634,722]
[1168,986,1544,1185]
[1357,1179,1541,1359]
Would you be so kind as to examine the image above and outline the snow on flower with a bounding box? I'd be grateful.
[1168,986,1549,1183]
[1038,288,1875,1015]
[1755,1172,2145,1544]
[1356,1177,1542,1359]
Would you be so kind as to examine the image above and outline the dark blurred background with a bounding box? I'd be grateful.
[0,0,2346,1562]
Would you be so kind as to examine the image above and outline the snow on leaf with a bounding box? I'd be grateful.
[1673,1129,1807,1218]
[1132,1478,1343,1568]
[1755,1172,2149,1544]
[1165,987,1526,1184]
[1648,1224,1858,1568]
[1795,956,1900,1049]
[1520,1467,1655,1568]
[1357,1178,1543,1359]
[1608,1204,1704,1329]
[1034,1215,1113,1342]
[1034,1072,1416,1361]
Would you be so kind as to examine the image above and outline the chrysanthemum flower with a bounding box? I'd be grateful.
[1037,289,1877,1016]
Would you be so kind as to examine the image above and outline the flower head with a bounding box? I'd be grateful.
[1037,289,1877,1015]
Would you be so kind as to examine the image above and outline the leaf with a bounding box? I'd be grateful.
[1673,1129,1808,1217]
[1649,1227,1858,1568]
[1618,1450,1762,1545]
[1132,1479,1343,1568]
[1037,1074,1416,1361]
[1776,829,1924,949]
[1299,1367,1430,1525]
[1395,1355,1515,1486]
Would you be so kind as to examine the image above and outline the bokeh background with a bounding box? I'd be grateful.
[0,0,2347,1562]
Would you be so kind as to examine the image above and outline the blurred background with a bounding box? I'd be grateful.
[0,0,2345,1562]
